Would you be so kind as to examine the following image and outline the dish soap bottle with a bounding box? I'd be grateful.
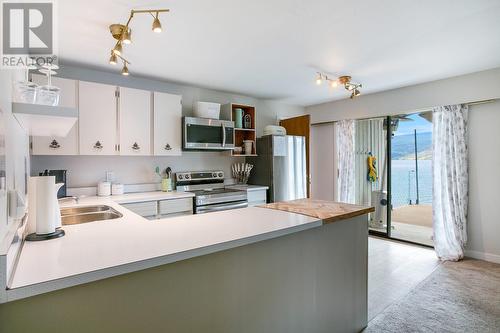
[161,167,173,192]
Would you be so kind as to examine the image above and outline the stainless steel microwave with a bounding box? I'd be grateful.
[183,117,235,150]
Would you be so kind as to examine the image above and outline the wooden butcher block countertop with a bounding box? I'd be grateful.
[261,199,375,224]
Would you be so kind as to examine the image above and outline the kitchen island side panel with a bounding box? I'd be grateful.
[0,215,368,333]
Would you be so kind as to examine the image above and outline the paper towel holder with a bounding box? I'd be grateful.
[26,229,65,241]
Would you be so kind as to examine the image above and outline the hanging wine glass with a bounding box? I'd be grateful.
[13,64,38,104]
[35,64,61,106]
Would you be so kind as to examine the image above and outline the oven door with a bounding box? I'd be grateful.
[195,201,248,214]
[183,117,235,150]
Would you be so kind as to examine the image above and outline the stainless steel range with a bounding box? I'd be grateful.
[175,171,247,214]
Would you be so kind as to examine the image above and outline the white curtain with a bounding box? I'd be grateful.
[336,119,356,203]
[432,104,469,261]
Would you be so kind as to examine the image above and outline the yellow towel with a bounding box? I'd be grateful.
[367,155,378,182]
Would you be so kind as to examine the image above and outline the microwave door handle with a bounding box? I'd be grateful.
[222,123,226,147]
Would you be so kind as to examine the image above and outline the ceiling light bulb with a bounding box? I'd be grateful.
[121,63,129,76]
[152,14,162,33]
[113,42,122,55]
[330,80,338,88]
[122,28,132,44]
[109,52,117,65]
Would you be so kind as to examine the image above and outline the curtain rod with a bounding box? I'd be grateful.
[311,98,498,126]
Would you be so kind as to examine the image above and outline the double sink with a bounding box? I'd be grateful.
[60,205,123,225]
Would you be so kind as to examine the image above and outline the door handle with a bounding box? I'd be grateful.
[222,123,226,147]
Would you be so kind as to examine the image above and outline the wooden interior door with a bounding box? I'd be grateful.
[279,115,311,197]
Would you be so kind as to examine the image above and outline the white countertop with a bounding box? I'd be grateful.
[6,191,321,302]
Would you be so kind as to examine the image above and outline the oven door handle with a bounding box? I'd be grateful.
[221,123,226,148]
[196,201,248,214]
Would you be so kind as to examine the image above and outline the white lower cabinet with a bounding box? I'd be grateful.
[159,198,193,217]
[247,189,267,207]
[121,201,158,219]
[121,198,193,220]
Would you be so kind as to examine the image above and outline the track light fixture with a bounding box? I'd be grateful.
[109,51,117,65]
[121,62,129,76]
[315,72,362,99]
[108,8,169,75]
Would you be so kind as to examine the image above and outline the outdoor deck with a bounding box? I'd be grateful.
[370,204,434,246]
[392,204,433,246]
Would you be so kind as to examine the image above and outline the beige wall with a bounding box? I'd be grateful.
[306,68,500,262]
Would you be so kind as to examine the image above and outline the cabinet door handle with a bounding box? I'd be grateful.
[132,142,140,150]
[49,139,60,149]
[93,141,103,149]
[164,143,172,150]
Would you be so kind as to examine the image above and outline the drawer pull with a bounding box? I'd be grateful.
[132,142,140,150]
[164,143,172,150]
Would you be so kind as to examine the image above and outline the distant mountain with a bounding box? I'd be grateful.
[392,132,432,160]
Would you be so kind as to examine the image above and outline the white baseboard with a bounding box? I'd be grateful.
[465,250,500,264]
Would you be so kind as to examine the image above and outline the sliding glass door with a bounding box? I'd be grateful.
[353,114,434,246]
[389,113,433,246]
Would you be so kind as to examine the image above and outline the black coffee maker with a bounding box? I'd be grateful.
[40,169,67,198]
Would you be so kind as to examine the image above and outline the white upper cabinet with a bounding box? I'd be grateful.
[119,87,151,156]
[31,75,79,155]
[79,81,118,155]
[153,92,182,156]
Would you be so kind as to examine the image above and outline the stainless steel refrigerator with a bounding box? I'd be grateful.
[247,135,307,203]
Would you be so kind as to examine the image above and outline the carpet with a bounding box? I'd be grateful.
[364,259,500,332]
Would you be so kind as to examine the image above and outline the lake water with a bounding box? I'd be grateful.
[391,159,432,207]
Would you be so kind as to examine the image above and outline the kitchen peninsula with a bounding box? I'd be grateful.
[0,198,373,333]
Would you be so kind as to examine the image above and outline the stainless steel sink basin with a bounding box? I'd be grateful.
[60,205,111,216]
[60,205,123,225]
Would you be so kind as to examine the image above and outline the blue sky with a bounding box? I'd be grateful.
[394,113,432,136]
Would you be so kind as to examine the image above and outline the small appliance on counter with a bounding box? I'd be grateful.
[26,176,65,241]
[98,181,111,196]
[176,171,247,214]
[111,183,124,195]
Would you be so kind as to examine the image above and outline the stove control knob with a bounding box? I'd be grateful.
[212,172,217,178]
[185,174,190,179]
[178,174,184,180]
[218,172,223,178]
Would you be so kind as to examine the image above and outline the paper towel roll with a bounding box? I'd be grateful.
[33,176,56,235]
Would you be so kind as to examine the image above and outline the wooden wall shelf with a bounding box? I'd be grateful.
[221,103,257,156]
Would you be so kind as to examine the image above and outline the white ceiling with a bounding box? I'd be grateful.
[57,0,500,106]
